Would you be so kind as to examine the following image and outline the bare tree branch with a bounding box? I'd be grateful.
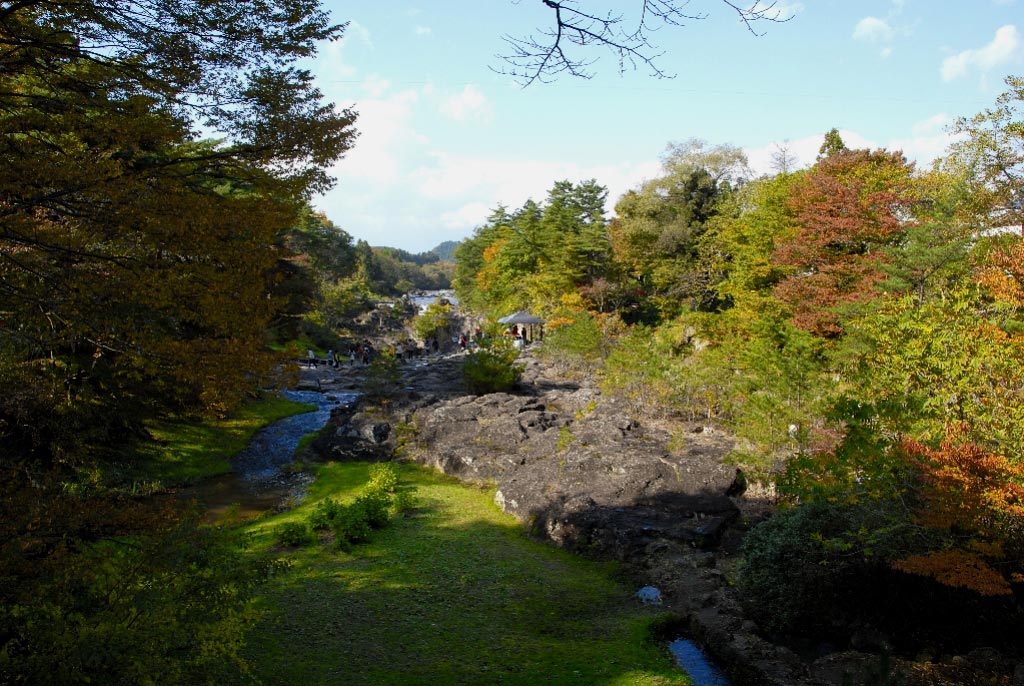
[493,0,791,87]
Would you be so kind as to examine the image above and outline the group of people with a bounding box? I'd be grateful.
[305,343,373,368]
[303,327,499,370]
[505,324,528,349]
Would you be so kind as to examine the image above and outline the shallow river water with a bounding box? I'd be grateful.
[668,638,730,685]
[232,390,357,481]
[179,389,357,522]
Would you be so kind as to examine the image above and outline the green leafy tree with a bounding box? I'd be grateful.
[0,4,357,682]
[413,301,454,345]
[946,74,1024,228]
[818,127,849,160]
[879,172,975,303]
[453,181,613,318]
[452,206,515,314]
[463,337,523,394]
[610,140,747,317]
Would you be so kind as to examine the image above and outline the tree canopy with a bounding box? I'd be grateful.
[452,75,1024,609]
[1,1,357,466]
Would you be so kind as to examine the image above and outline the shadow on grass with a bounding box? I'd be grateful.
[243,464,689,686]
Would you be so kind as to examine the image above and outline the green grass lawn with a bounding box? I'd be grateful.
[243,462,691,686]
[128,394,317,486]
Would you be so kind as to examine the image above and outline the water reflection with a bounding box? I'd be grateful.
[668,638,730,686]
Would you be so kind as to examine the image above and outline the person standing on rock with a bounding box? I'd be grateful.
[459,333,467,352]
[326,349,335,367]
[306,349,316,368]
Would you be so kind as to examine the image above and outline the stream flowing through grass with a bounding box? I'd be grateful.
[206,387,727,684]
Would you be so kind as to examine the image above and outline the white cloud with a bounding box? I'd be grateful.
[328,82,427,185]
[853,16,895,42]
[413,154,655,204]
[880,46,894,59]
[765,1,803,20]
[317,76,662,247]
[341,20,373,49]
[361,74,392,99]
[319,39,358,80]
[440,203,492,230]
[911,113,952,135]
[941,24,1022,81]
[414,26,432,36]
[745,122,956,179]
[439,85,493,123]
[889,113,960,166]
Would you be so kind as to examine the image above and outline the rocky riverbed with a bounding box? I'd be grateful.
[301,346,1023,686]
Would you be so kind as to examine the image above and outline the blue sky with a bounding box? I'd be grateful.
[307,1,1024,253]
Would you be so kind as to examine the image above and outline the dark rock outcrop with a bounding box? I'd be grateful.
[310,347,1009,686]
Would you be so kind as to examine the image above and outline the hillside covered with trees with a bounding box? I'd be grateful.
[453,77,1024,649]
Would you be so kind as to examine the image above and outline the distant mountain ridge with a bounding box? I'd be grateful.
[369,240,460,264]
[428,240,460,262]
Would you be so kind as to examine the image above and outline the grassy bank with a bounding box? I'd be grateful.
[129,394,317,486]
[243,462,691,686]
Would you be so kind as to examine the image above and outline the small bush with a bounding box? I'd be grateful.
[391,489,417,514]
[545,310,602,356]
[308,497,344,531]
[362,351,401,400]
[274,521,314,547]
[463,346,521,394]
[556,425,575,451]
[368,462,400,493]
[332,503,373,550]
[736,501,914,637]
[355,490,392,528]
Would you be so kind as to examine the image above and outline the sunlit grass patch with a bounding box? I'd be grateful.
[244,462,691,686]
[130,394,317,486]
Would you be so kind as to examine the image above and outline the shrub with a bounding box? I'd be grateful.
[362,351,402,400]
[736,501,915,637]
[367,462,400,493]
[308,497,344,531]
[332,503,372,550]
[274,521,313,547]
[463,346,521,394]
[1,510,278,686]
[413,300,453,342]
[544,309,605,361]
[391,488,417,514]
[355,490,392,529]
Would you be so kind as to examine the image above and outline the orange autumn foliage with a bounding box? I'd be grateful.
[772,149,916,337]
[898,426,1024,595]
[894,549,1014,597]
[978,238,1024,309]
